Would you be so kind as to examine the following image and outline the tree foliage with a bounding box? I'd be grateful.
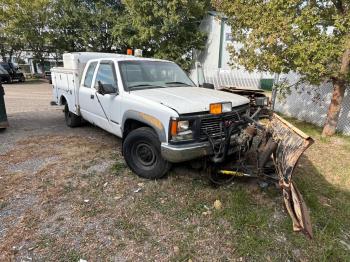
[213,0,350,135]
[121,0,211,70]
[51,0,126,53]
[0,0,53,73]
[0,0,210,71]
[0,6,23,62]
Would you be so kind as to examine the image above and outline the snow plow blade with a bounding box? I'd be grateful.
[268,113,314,238]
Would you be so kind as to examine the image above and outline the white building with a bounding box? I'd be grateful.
[190,11,274,89]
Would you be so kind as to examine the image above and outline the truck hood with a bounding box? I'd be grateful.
[131,87,250,114]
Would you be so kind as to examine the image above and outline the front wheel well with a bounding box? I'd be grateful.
[123,119,153,139]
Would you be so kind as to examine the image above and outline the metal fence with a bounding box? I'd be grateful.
[191,68,264,89]
[274,73,350,135]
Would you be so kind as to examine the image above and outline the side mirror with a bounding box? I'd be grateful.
[97,81,105,95]
[97,81,118,95]
[202,82,215,89]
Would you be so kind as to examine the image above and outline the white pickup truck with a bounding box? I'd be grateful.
[51,52,254,179]
[51,52,315,237]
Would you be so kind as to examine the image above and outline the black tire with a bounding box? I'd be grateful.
[64,104,81,127]
[7,76,13,84]
[123,127,171,179]
[19,75,25,82]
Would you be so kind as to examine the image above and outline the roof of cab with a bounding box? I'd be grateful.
[88,56,173,63]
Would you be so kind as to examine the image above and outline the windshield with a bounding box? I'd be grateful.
[119,60,195,90]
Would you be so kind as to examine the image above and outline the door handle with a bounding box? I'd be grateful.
[90,94,94,99]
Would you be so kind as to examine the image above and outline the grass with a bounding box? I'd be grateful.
[274,115,350,260]
[0,201,8,210]
[111,161,127,175]
[114,218,151,243]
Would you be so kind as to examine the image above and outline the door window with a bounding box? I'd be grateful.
[83,62,97,88]
[94,62,118,93]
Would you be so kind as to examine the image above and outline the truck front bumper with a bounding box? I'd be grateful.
[161,142,211,163]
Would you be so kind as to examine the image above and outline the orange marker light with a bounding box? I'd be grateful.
[127,49,133,55]
[170,120,178,136]
[210,103,222,115]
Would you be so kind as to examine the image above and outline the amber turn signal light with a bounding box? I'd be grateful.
[170,119,178,136]
[210,103,222,115]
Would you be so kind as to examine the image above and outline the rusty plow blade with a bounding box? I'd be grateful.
[268,113,314,238]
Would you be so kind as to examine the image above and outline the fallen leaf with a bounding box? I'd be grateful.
[214,200,222,210]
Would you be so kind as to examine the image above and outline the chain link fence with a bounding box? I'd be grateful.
[273,73,350,135]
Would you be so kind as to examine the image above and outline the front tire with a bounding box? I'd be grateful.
[64,104,81,127]
[123,127,171,179]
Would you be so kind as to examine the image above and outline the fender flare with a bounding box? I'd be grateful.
[122,110,167,142]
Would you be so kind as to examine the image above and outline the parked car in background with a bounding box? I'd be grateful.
[45,71,52,83]
[0,62,25,83]
[0,65,11,83]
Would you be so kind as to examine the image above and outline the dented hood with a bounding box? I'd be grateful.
[131,87,250,114]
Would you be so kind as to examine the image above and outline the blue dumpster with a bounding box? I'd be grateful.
[0,82,9,129]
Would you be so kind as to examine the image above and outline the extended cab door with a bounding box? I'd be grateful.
[79,61,108,129]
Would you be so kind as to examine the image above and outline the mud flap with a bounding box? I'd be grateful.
[268,113,314,238]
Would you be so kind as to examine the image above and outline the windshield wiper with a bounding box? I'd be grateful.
[165,81,193,87]
[128,84,166,90]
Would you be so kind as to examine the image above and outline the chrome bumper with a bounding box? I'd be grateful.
[161,142,211,163]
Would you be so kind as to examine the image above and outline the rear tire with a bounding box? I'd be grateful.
[123,127,171,179]
[64,104,81,127]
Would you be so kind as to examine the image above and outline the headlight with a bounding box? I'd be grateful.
[210,102,232,114]
[177,120,189,132]
[255,97,269,106]
[170,119,193,141]
[222,102,232,112]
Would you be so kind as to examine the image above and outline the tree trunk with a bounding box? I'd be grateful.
[322,48,350,136]
[322,80,346,136]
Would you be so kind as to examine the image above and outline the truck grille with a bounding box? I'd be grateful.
[199,110,246,140]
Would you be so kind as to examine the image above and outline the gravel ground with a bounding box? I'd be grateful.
[1,80,118,154]
[4,80,54,114]
[0,80,124,260]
